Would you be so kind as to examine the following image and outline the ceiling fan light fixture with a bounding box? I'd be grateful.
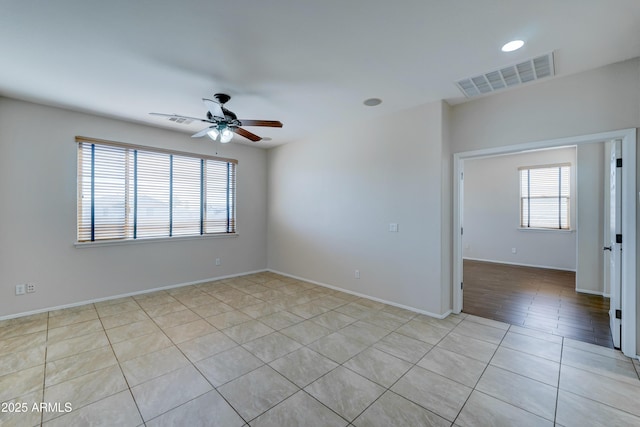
[220,128,234,143]
[501,40,524,52]
[207,128,220,140]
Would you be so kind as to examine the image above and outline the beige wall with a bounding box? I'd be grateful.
[267,101,451,316]
[0,97,268,318]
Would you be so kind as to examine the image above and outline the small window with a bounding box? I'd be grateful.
[519,164,570,230]
[77,137,237,242]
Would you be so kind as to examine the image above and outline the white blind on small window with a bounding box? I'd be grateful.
[77,137,237,242]
[519,164,570,229]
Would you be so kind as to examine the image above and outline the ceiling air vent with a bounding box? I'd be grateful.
[168,116,193,125]
[456,52,555,98]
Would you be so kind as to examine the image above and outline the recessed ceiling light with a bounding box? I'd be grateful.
[363,98,382,106]
[501,40,524,52]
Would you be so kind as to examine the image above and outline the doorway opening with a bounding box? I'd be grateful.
[452,129,637,357]
[459,144,612,347]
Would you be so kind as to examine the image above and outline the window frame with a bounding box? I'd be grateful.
[75,136,238,246]
[518,162,571,231]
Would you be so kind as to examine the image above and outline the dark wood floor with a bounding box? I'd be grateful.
[463,260,613,348]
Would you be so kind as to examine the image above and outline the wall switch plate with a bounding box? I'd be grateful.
[389,223,398,232]
[355,270,360,279]
[215,258,221,266]
[26,284,35,293]
[511,248,517,254]
[15,284,26,295]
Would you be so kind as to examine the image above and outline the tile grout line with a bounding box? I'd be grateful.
[132,276,324,424]
[632,356,640,381]
[208,277,329,425]
[554,336,564,425]
[123,285,245,424]
[333,313,468,424]
[41,304,127,425]
[501,325,639,422]
[311,317,405,424]
[560,335,640,419]
[450,319,508,426]
[97,300,146,426]
[138,288,250,425]
[454,321,564,424]
[237,299,416,424]
[40,312,51,427]
[140,291,247,423]
[261,308,374,424]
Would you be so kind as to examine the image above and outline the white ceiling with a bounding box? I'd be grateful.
[1,1,639,147]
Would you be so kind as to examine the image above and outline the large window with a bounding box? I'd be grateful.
[77,137,236,242]
[519,164,570,230]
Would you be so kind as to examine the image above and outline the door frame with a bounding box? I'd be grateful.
[452,128,637,357]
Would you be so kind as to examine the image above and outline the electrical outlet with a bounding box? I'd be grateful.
[389,223,398,232]
[512,248,517,254]
[26,284,36,293]
[355,270,360,279]
[215,258,221,266]
[15,284,26,295]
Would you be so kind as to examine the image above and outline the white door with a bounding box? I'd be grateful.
[604,140,622,349]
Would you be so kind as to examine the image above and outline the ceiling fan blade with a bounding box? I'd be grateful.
[191,127,215,138]
[239,119,283,128]
[233,127,262,142]
[202,99,225,119]
[149,112,212,123]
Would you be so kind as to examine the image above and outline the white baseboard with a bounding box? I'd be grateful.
[463,257,576,272]
[3,268,455,322]
[576,288,607,297]
[268,269,451,320]
[0,269,268,322]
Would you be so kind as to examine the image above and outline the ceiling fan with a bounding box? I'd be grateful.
[150,93,283,143]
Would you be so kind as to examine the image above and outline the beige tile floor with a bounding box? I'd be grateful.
[1,272,639,426]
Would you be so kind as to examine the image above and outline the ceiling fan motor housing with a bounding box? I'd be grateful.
[213,93,231,104]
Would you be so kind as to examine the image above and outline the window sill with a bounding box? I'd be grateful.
[517,228,574,233]
[74,233,238,248]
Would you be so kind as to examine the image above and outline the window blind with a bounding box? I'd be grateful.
[519,164,570,230]
[77,137,237,242]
